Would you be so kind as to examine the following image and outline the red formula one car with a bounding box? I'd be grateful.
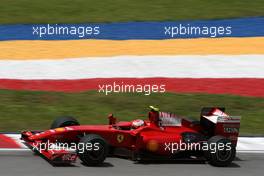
[21,106,241,167]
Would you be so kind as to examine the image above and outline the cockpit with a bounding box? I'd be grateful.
[109,106,182,130]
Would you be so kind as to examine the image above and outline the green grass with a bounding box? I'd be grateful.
[0,0,264,24]
[0,89,263,135]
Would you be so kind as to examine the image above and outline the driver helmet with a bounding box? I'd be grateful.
[131,119,145,129]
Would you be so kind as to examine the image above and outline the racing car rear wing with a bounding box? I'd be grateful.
[200,107,241,145]
[214,116,241,145]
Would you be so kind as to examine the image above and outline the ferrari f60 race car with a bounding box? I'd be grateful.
[21,106,241,167]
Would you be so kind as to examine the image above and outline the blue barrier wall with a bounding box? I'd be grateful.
[0,17,263,40]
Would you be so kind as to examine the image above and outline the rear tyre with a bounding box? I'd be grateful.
[50,116,79,129]
[77,134,108,166]
[205,135,236,167]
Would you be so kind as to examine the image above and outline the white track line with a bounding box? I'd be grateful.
[237,150,264,153]
[0,55,264,79]
[0,148,30,151]
[237,137,264,152]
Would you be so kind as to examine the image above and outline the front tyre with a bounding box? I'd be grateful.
[205,135,236,167]
[77,134,108,166]
[50,116,79,129]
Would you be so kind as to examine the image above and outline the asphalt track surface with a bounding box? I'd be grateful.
[0,151,263,176]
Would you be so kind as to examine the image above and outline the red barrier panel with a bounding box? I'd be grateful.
[0,78,263,97]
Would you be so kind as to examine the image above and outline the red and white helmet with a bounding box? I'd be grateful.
[131,119,145,129]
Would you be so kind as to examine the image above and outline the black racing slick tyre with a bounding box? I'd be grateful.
[77,134,108,166]
[205,135,236,167]
[50,116,79,129]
